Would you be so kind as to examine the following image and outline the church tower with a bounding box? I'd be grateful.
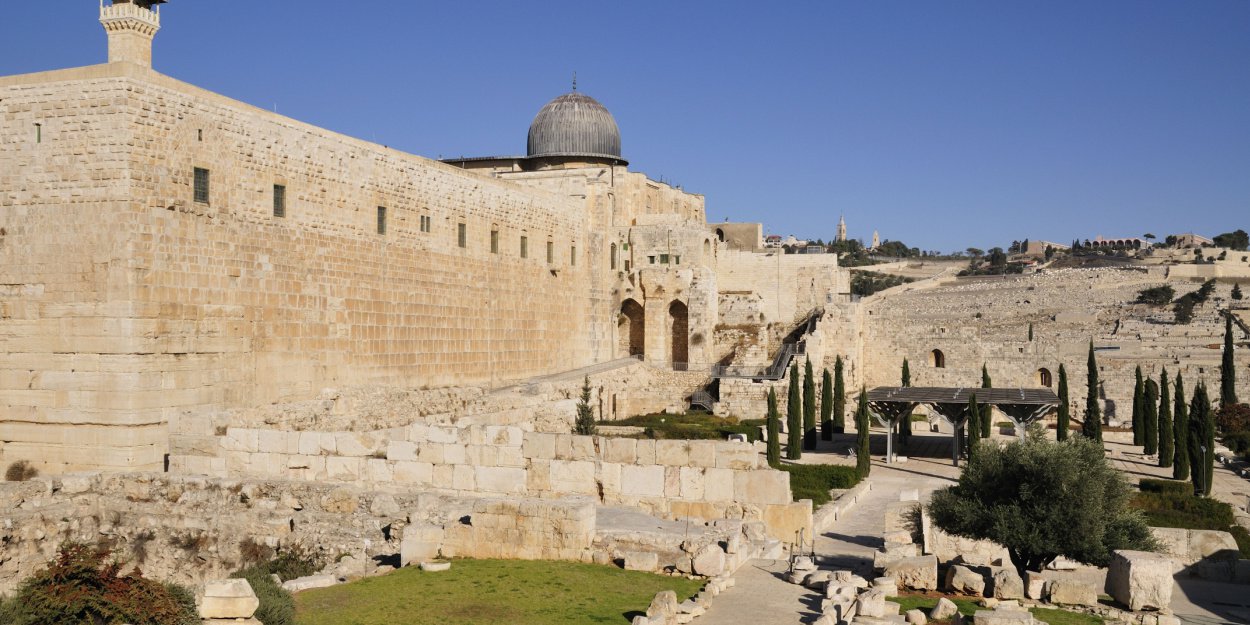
[99,0,165,68]
[836,215,847,242]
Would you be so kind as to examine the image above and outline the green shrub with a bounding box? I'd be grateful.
[231,567,295,625]
[1138,478,1191,496]
[605,412,765,442]
[777,464,860,507]
[2,542,199,625]
[1231,526,1250,558]
[1130,485,1248,557]
[1223,431,1250,455]
[1135,285,1175,305]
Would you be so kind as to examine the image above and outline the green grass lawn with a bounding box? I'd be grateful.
[601,411,766,442]
[890,594,1102,625]
[776,463,861,507]
[293,559,703,625]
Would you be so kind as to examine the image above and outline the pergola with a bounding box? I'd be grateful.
[865,387,1060,465]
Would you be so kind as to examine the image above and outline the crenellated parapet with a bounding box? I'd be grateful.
[99,0,162,67]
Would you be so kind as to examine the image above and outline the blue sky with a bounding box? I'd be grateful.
[3,1,1247,252]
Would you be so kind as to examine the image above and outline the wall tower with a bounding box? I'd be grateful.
[99,0,164,68]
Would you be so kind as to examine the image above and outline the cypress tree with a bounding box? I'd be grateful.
[1222,315,1238,408]
[1173,373,1190,481]
[833,356,847,434]
[967,394,982,460]
[787,363,802,460]
[900,359,913,445]
[820,368,834,441]
[1189,384,1215,497]
[1056,364,1070,441]
[1143,379,1159,455]
[981,364,993,439]
[575,376,597,435]
[855,387,872,478]
[1233,283,1244,300]
[766,387,780,467]
[1158,368,1173,468]
[1131,366,1144,446]
[1083,341,1103,441]
[803,358,817,450]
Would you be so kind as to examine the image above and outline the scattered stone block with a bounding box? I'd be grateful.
[906,609,928,625]
[973,609,1035,625]
[930,597,959,621]
[872,576,898,598]
[199,579,260,620]
[1024,571,1046,600]
[1106,550,1173,611]
[419,561,451,572]
[883,555,938,591]
[991,567,1024,600]
[857,588,888,618]
[692,545,726,577]
[280,574,337,593]
[623,551,660,572]
[946,564,987,596]
[647,590,679,620]
[1046,579,1096,606]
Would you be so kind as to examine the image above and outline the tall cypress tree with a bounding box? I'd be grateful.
[1131,366,1144,446]
[1189,384,1215,497]
[803,358,817,450]
[1056,364,1070,441]
[1143,378,1159,455]
[787,363,802,460]
[980,364,993,438]
[900,359,913,445]
[820,368,834,441]
[766,387,780,467]
[832,356,847,434]
[967,394,982,460]
[855,388,872,478]
[1173,373,1190,481]
[1158,368,1173,468]
[1222,315,1238,409]
[1083,341,1103,441]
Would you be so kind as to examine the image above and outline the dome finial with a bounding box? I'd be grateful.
[572,71,578,92]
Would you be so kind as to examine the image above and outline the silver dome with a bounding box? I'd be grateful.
[526,92,622,161]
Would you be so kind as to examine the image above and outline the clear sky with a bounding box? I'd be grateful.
[3,1,1247,253]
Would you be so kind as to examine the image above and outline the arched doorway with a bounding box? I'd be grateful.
[669,300,689,371]
[715,228,725,242]
[619,299,645,358]
[1037,368,1053,387]
[931,349,946,369]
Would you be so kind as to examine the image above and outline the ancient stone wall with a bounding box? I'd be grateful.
[716,250,844,326]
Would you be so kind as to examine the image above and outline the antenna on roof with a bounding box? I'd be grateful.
[572,71,578,92]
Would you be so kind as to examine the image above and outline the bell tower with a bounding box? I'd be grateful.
[99,0,166,68]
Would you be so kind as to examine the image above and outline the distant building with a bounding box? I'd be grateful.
[1021,240,1070,258]
[1089,236,1145,250]
[836,216,847,242]
[764,235,783,248]
[1169,233,1213,248]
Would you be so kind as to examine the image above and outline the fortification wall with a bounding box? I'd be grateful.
[0,64,607,473]
[717,250,843,326]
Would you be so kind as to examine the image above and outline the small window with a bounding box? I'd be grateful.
[193,167,210,204]
[420,215,431,233]
[674,255,681,264]
[547,240,554,264]
[520,235,528,259]
[491,229,499,254]
[622,243,629,251]
[273,184,286,218]
[648,256,656,264]
[931,349,946,369]
[377,206,387,235]
[660,254,670,264]
[457,223,467,248]
[610,243,618,270]
[570,245,577,266]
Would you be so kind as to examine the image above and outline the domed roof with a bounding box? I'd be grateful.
[527,92,623,161]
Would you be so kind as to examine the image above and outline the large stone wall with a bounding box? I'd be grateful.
[0,63,607,473]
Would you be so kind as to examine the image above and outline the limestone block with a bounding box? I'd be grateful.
[973,610,1034,625]
[325,456,361,481]
[474,466,526,495]
[623,551,660,572]
[692,544,726,577]
[199,579,259,619]
[335,432,379,457]
[688,440,717,467]
[296,432,322,456]
[635,440,657,464]
[1045,579,1097,606]
[408,423,429,443]
[930,598,959,621]
[392,461,433,485]
[622,465,666,497]
[523,432,557,460]
[568,435,596,461]
[856,588,887,618]
[319,487,359,514]
[225,429,259,453]
[452,464,476,491]
[1024,572,1046,600]
[604,437,636,464]
[317,432,337,456]
[485,425,523,447]
[280,574,337,593]
[369,493,400,517]
[417,443,444,465]
[907,609,928,625]
[647,590,679,619]
[443,444,467,465]
[548,460,597,495]
[257,430,292,454]
[715,445,759,470]
[1106,550,1173,611]
[656,440,692,466]
[1188,530,1240,563]
[364,459,392,483]
[428,426,459,444]
[947,565,987,596]
[734,470,790,505]
[420,561,451,572]
[871,576,898,597]
[991,567,1024,600]
[883,555,938,591]
[386,440,418,462]
[703,467,735,502]
[1149,527,1188,562]
[679,466,706,500]
[763,501,813,543]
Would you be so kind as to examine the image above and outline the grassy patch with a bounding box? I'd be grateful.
[603,411,765,442]
[777,464,860,507]
[293,559,703,625]
[891,595,1103,625]
[1130,480,1250,558]
[1031,607,1104,625]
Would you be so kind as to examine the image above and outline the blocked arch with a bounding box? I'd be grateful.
[1037,367,1053,387]
[669,300,689,370]
[619,299,645,357]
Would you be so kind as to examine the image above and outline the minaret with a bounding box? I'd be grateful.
[871,230,880,250]
[836,215,847,242]
[99,0,164,68]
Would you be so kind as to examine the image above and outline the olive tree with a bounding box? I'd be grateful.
[928,430,1156,574]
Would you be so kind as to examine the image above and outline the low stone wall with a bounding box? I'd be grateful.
[171,422,800,537]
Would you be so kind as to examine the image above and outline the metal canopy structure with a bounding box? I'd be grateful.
[865,387,1060,465]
